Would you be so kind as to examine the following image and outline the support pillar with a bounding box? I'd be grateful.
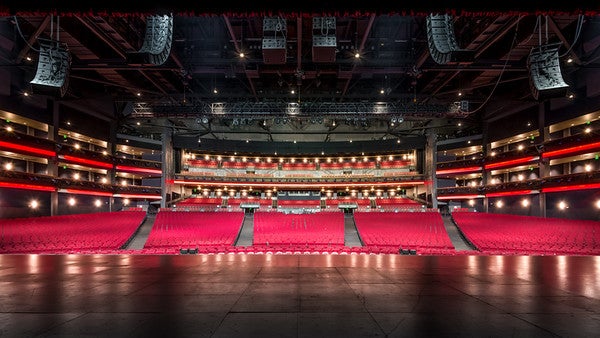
[161,129,174,208]
[425,132,437,209]
[538,100,550,218]
[108,120,118,211]
[47,99,60,216]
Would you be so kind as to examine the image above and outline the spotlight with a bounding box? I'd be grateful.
[527,43,569,100]
[30,39,71,97]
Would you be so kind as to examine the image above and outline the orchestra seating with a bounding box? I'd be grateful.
[253,212,345,251]
[451,211,600,255]
[353,211,454,254]
[0,211,146,254]
[142,211,245,254]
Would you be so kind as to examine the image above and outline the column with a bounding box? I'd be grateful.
[425,132,437,209]
[538,101,549,218]
[46,99,59,216]
[482,121,490,213]
[161,128,174,208]
[107,120,118,211]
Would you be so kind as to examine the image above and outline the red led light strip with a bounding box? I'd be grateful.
[485,190,535,197]
[113,193,162,199]
[542,183,600,193]
[0,140,56,157]
[484,156,538,169]
[437,194,483,200]
[0,182,55,191]
[62,189,114,197]
[173,180,428,188]
[62,155,113,169]
[435,166,482,175]
[542,141,600,158]
[115,165,162,174]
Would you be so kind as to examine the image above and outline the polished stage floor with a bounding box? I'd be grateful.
[1,254,599,337]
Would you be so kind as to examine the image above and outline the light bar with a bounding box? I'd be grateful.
[173,180,428,188]
[543,183,600,193]
[60,189,114,197]
[484,156,538,170]
[0,181,55,191]
[436,166,483,175]
[485,190,537,198]
[542,141,600,158]
[0,140,56,157]
[113,193,162,199]
[115,165,162,175]
[62,155,113,169]
[437,194,484,200]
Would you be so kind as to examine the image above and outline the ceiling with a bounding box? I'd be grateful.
[1,3,594,144]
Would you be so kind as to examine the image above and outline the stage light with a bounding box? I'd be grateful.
[30,39,71,97]
[527,43,569,100]
[425,14,474,64]
[126,14,173,66]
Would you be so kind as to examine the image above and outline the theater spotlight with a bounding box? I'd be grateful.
[425,14,474,64]
[30,39,71,97]
[527,43,569,100]
[126,14,173,66]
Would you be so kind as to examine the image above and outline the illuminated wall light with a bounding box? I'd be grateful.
[29,200,39,209]
[121,180,128,186]
[202,190,209,196]
[303,158,308,163]
[217,156,222,161]
[6,126,12,132]
[279,158,284,163]
[73,173,80,180]
[338,157,343,163]
[4,162,13,170]
[230,156,235,161]
[376,191,382,197]
[521,199,530,207]
[101,177,108,184]
[229,190,235,197]
[216,190,222,197]
[585,127,592,133]
[327,158,332,163]
[517,174,524,181]
[388,155,393,161]
[558,201,568,210]
[102,151,108,156]
[242,157,247,162]
[585,164,593,172]
[490,151,496,157]
[241,191,247,197]
[517,144,524,150]
[205,155,210,160]
[74,143,80,149]
[496,200,503,208]
[468,199,475,207]
[290,158,296,163]
[94,199,102,208]
[376,156,381,162]
[68,197,76,206]
[351,157,356,162]
[470,181,478,187]
[363,157,368,162]
[123,198,130,206]
[389,190,395,196]
[266,157,272,163]
[595,200,600,209]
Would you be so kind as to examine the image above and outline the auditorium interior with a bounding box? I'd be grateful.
[1,1,600,336]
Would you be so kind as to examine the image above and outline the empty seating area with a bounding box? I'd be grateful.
[353,212,454,254]
[0,211,146,254]
[452,212,600,255]
[253,212,345,249]
[177,197,223,209]
[142,211,244,254]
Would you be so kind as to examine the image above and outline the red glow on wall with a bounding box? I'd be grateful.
[62,155,114,169]
[485,190,535,197]
[116,165,162,174]
[542,141,600,158]
[542,183,600,193]
[62,189,114,197]
[114,193,162,199]
[436,166,482,175]
[0,140,56,157]
[0,182,55,192]
[437,194,482,200]
[484,156,538,169]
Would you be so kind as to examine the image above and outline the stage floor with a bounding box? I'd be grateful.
[1,254,599,337]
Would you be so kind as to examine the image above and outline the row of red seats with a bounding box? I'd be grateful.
[0,211,146,254]
[253,212,345,246]
[452,211,600,255]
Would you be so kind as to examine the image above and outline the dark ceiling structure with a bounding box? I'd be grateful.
[1,2,598,143]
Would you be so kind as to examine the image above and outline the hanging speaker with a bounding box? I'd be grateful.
[527,43,569,100]
[262,17,287,64]
[30,39,71,97]
[426,14,474,64]
[127,14,173,66]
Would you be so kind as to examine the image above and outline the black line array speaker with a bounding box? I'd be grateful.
[426,14,474,64]
[528,43,569,100]
[30,39,71,97]
[262,17,287,64]
[127,14,173,66]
